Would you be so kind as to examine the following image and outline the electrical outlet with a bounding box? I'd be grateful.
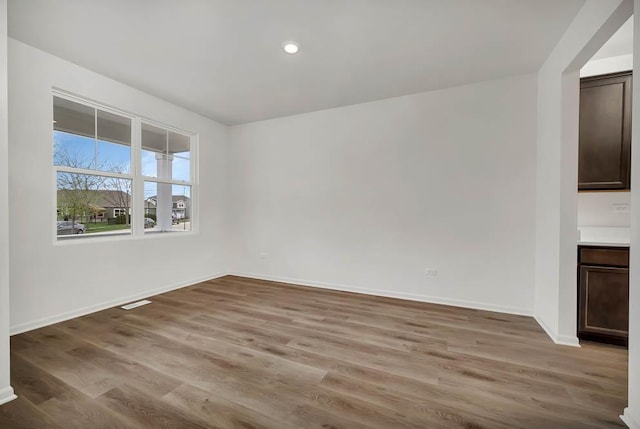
[424,268,438,276]
[259,252,268,259]
[612,203,630,214]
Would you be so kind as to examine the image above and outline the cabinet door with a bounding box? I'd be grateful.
[579,72,632,190]
[578,265,629,345]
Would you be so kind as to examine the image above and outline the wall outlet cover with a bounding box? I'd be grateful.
[612,203,630,213]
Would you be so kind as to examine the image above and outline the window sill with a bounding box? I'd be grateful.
[54,229,196,246]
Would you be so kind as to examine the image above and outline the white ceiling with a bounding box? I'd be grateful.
[591,16,633,61]
[8,0,585,125]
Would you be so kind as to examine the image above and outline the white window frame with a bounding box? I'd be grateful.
[52,90,198,243]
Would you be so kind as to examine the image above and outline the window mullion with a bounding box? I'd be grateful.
[132,117,144,236]
[190,134,197,232]
[94,108,98,170]
[55,165,133,180]
[141,176,192,186]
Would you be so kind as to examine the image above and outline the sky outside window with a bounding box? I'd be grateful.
[53,96,133,174]
[55,131,190,182]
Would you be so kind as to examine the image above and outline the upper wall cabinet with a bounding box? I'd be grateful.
[579,71,632,191]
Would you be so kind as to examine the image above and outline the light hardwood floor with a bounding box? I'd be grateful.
[0,275,628,428]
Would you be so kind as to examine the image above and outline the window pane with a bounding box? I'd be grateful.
[97,109,131,173]
[53,96,94,138]
[172,155,190,182]
[172,183,191,225]
[169,131,190,181]
[144,181,191,233]
[141,122,167,152]
[53,97,96,170]
[97,110,130,145]
[57,172,132,239]
[141,149,158,178]
[141,123,166,178]
[54,130,96,170]
[98,140,131,174]
[141,123,191,181]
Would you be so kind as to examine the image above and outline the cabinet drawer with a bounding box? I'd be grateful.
[579,247,629,267]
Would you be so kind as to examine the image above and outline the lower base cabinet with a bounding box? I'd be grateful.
[578,246,629,347]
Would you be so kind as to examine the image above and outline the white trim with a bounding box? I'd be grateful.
[53,88,136,120]
[622,408,640,429]
[534,315,558,342]
[140,176,191,186]
[139,117,197,141]
[534,315,581,347]
[229,272,533,316]
[0,386,16,406]
[132,116,143,234]
[190,133,199,234]
[556,334,581,347]
[9,272,227,335]
[55,166,133,180]
[52,90,198,243]
[53,227,194,246]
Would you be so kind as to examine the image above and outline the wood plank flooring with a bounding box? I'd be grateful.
[0,275,628,428]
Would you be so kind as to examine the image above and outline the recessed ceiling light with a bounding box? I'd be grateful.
[283,42,299,54]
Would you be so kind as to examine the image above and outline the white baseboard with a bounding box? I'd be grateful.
[622,408,640,429]
[556,334,581,347]
[534,315,557,342]
[9,272,228,335]
[0,386,16,406]
[533,315,580,347]
[229,272,533,316]
[239,273,581,348]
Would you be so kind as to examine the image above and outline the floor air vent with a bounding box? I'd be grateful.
[121,300,152,310]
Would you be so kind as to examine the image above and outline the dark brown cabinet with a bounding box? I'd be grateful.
[577,246,629,346]
[579,71,632,191]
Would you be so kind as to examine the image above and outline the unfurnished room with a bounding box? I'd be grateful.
[0,1,638,428]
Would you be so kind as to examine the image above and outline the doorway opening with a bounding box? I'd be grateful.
[576,16,632,347]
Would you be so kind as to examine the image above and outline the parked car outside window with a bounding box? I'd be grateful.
[56,221,85,235]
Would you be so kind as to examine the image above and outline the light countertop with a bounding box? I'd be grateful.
[578,226,630,247]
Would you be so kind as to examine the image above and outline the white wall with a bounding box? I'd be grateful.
[229,74,537,315]
[8,39,230,333]
[580,53,633,77]
[534,0,632,347]
[0,0,15,407]
[623,4,640,428]
[577,192,631,227]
